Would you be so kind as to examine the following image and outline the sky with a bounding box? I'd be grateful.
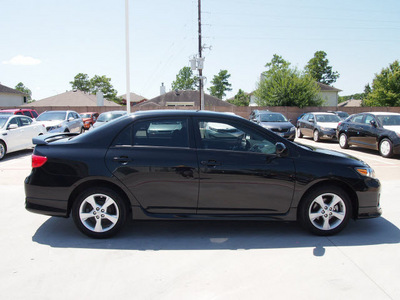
[1,0,399,101]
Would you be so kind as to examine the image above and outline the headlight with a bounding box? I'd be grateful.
[289,126,295,132]
[355,167,376,178]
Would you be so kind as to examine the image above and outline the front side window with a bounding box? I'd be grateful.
[114,118,189,148]
[364,115,376,125]
[19,117,32,126]
[197,120,276,154]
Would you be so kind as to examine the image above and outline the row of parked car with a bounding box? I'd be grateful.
[0,108,127,160]
[249,109,400,158]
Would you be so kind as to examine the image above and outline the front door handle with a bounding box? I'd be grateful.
[201,160,221,167]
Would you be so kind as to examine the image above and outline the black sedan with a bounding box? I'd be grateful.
[25,110,381,238]
[297,112,341,142]
[337,112,400,158]
[251,112,295,141]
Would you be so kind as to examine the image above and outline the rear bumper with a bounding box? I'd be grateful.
[25,197,68,217]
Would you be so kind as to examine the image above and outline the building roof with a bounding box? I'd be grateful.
[138,90,236,108]
[118,92,147,103]
[317,82,342,92]
[25,90,121,107]
[0,83,27,95]
[338,99,362,107]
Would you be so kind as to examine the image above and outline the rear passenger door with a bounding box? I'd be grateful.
[105,117,199,214]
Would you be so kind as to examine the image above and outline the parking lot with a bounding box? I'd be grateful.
[1,139,399,300]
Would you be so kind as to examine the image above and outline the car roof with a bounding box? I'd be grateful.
[309,112,336,115]
[368,112,400,116]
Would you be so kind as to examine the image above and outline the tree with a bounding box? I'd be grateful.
[208,70,232,99]
[364,60,400,106]
[171,66,198,90]
[305,51,339,85]
[227,89,250,106]
[15,82,32,101]
[255,55,323,108]
[90,75,118,101]
[70,73,91,93]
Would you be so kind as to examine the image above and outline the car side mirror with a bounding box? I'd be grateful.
[308,118,314,123]
[370,120,377,127]
[275,142,287,157]
[8,124,18,130]
[68,117,74,122]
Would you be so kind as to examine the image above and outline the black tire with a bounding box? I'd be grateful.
[297,127,303,138]
[379,138,393,158]
[313,130,320,142]
[298,185,352,236]
[339,133,349,149]
[0,141,6,160]
[72,187,127,238]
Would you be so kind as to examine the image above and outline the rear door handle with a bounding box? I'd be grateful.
[201,160,221,167]
[113,156,132,164]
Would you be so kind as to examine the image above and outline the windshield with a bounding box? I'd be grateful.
[377,115,400,126]
[80,113,91,118]
[0,117,9,128]
[315,114,340,122]
[37,111,66,121]
[97,112,125,122]
[260,113,287,122]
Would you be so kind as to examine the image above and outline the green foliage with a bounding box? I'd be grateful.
[208,70,232,99]
[171,66,198,90]
[70,73,91,93]
[364,60,400,106]
[227,89,250,106]
[69,73,118,101]
[15,82,32,101]
[90,75,118,101]
[255,55,323,108]
[305,51,339,85]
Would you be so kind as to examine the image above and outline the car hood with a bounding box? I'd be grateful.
[260,121,294,129]
[316,122,339,129]
[383,125,400,134]
[37,120,64,127]
[298,143,366,165]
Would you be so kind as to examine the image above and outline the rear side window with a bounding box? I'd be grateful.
[114,118,189,148]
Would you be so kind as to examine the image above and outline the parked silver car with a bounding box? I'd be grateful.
[36,110,84,133]
[93,110,127,128]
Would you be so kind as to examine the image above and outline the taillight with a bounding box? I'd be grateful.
[32,154,47,168]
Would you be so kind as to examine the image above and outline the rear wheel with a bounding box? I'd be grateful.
[72,187,127,238]
[339,133,349,149]
[0,141,6,160]
[299,186,352,236]
[379,138,393,158]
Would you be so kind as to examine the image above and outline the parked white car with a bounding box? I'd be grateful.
[0,115,46,160]
[36,110,83,133]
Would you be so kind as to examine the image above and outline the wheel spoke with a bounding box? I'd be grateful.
[322,218,331,230]
[80,212,94,221]
[85,195,98,210]
[330,195,342,208]
[314,196,325,208]
[332,211,345,220]
[309,210,324,221]
[103,213,118,225]
[101,197,114,210]
[93,218,103,232]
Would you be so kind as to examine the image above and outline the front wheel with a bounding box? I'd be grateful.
[72,187,127,238]
[313,130,320,142]
[297,127,303,138]
[299,186,352,236]
[379,138,393,158]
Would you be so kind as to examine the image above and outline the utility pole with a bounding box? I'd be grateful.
[125,0,131,113]
[198,0,204,110]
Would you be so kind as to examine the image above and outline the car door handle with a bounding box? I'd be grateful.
[201,160,221,167]
[113,156,132,164]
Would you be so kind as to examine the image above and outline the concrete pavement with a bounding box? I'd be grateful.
[0,145,399,300]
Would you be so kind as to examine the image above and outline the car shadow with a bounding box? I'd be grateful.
[1,149,32,162]
[32,217,400,252]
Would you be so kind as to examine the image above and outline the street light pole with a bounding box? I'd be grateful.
[125,0,131,113]
[198,0,204,110]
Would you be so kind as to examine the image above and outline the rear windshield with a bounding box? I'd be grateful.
[315,114,341,122]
